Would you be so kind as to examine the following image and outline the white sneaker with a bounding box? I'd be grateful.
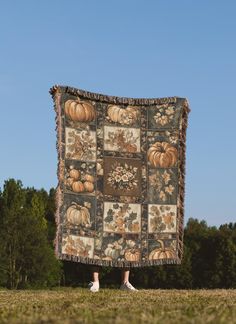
[88,281,99,292]
[120,281,138,291]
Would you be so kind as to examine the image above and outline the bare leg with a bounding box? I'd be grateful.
[92,266,100,282]
[89,266,100,292]
[120,267,137,290]
[121,267,130,284]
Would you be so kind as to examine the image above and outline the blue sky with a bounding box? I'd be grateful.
[0,1,235,227]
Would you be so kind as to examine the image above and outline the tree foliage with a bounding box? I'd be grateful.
[0,179,61,289]
[0,178,235,289]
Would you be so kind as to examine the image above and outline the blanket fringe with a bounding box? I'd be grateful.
[50,84,178,106]
[50,86,64,259]
[57,252,182,267]
[177,98,191,261]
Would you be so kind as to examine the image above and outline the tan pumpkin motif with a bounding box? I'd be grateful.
[148,240,176,260]
[96,162,103,175]
[64,99,96,122]
[66,177,75,187]
[83,181,94,193]
[124,249,141,262]
[66,203,91,226]
[69,169,80,180]
[147,141,178,168]
[84,174,95,183]
[124,106,139,121]
[107,105,138,124]
[72,181,84,193]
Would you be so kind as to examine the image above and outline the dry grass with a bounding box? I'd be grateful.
[0,288,236,323]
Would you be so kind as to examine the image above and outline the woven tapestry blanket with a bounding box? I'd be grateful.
[50,85,190,267]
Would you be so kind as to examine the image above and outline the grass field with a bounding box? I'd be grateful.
[0,288,236,324]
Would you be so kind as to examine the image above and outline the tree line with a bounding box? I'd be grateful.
[0,178,235,289]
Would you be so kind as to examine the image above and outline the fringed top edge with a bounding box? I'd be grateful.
[49,84,191,111]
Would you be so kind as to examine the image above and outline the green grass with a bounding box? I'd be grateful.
[0,288,236,323]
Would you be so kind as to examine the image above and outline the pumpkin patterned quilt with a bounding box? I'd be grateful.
[50,85,190,267]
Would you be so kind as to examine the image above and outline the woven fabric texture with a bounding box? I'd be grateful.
[50,85,190,267]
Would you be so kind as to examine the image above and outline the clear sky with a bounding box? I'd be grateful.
[0,1,235,227]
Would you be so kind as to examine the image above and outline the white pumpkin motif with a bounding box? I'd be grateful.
[65,203,91,227]
[107,105,139,125]
[104,243,121,259]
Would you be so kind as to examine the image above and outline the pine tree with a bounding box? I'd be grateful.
[0,179,61,289]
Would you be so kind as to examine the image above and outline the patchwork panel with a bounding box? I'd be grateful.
[148,168,178,204]
[62,234,94,258]
[148,204,177,233]
[103,201,141,234]
[51,85,190,267]
[61,193,96,233]
[65,127,96,162]
[103,156,142,197]
[104,125,141,153]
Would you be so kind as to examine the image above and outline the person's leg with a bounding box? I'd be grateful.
[121,267,130,284]
[88,266,100,292]
[120,267,138,291]
[92,266,100,283]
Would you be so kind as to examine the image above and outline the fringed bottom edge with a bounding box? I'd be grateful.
[56,252,182,268]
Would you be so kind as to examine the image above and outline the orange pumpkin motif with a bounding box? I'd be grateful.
[123,143,137,153]
[72,181,84,193]
[148,240,176,260]
[84,174,95,183]
[69,169,80,180]
[83,181,94,193]
[124,249,141,261]
[147,141,178,168]
[131,222,140,232]
[64,99,96,122]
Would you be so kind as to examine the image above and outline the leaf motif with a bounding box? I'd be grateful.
[150,205,159,215]
[128,212,137,221]
[104,213,114,223]
[104,208,115,224]
[160,223,166,231]
[160,206,165,212]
